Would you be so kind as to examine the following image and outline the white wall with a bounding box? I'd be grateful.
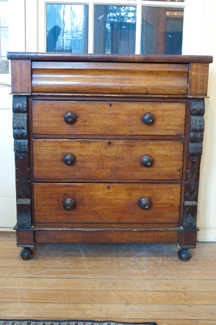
[0,0,25,229]
[183,0,216,241]
[197,0,216,241]
[0,87,16,227]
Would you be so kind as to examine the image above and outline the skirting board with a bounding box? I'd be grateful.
[197,227,216,241]
[0,228,15,237]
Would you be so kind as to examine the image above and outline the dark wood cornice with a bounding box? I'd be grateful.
[7,52,213,63]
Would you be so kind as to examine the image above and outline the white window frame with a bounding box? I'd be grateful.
[0,0,10,84]
[34,0,186,54]
[1,0,26,84]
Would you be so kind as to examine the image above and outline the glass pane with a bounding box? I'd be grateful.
[0,0,9,74]
[94,6,136,54]
[46,4,88,53]
[141,7,183,55]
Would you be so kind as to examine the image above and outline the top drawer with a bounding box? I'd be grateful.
[32,62,188,95]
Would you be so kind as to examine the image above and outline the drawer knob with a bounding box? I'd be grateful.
[142,113,155,125]
[139,197,151,210]
[64,153,75,166]
[141,155,153,167]
[64,111,76,124]
[63,198,76,210]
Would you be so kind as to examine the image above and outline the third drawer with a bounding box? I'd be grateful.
[33,139,183,182]
[34,183,181,226]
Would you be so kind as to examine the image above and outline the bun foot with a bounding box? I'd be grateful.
[21,247,34,260]
[178,248,192,262]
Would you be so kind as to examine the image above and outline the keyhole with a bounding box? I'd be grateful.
[108,141,111,146]
[109,103,112,107]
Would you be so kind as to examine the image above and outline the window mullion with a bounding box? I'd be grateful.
[135,3,142,54]
[141,1,185,8]
[88,2,94,53]
[91,0,185,8]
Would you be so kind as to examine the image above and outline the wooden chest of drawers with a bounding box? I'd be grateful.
[8,53,212,261]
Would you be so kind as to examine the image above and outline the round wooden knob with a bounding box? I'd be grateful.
[139,197,151,210]
[141,155,153,167]
[63,198,76,210]
[142,113,155,125]
[64,111,76,124]
[64,153,75,166]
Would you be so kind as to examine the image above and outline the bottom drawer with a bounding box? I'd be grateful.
[34,183,181,226]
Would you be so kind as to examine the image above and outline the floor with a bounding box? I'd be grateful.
[0,234,216,325]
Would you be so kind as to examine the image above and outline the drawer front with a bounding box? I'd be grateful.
[34,183,181,226]
[32,101,185,137]
[32,62,188,95]
[33,140,183,181]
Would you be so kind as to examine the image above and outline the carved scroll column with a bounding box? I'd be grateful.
[180,99,205,247]
[13,96,33,245]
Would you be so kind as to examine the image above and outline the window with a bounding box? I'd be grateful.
[43,0,185,54]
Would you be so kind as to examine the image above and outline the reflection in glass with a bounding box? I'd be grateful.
[94,6,136,54]
[0,0,9,74]
[46,4,88,53]
[141,7,183,55]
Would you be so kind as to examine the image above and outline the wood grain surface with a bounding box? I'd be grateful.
[11,60,31,94]
[33,140,183,182]
[32,62,188,95]
[32,100,185,136]
[35,229,179,244]
[188,63,209,96]
[0,235,216,325]
[33,183,181,226]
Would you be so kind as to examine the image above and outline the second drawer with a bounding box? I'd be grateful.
[33,140,183,182]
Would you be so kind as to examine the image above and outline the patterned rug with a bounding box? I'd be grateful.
[0,321,157,325]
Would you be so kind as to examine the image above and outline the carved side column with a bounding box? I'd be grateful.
[179,99,205,249]
[13,96,34,246]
